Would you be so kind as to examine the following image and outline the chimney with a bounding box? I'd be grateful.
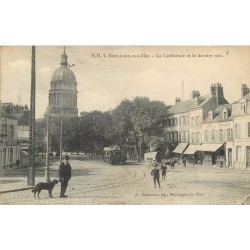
[191,90,200,99]
[210,84,216,96]
[216,83,224,97]
[241,84,250,97]
[175,97,181,104]
[211,83,224,97]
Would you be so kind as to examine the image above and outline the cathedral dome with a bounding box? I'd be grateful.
[51,66,76,82]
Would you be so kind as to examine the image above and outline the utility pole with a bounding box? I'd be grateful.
[60,117,63,163]
[44,114,50,182]
[28,46,36,186]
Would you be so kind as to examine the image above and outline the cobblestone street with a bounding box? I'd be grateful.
[0,156,250,205]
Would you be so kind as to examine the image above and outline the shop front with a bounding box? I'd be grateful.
[183,144,202,165]
[198,143,225,167]
[172,143,189,161]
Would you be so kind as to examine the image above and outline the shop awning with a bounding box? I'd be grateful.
[144,151,162,162]
[20,143,29,150]
[172,143,189,154]
[183,144,202,155]
[198,143,224,152]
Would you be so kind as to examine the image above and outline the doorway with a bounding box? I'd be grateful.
[246,147,250,169]
[228,148,232,168]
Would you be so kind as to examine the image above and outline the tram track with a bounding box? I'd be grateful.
[71,166,148,197]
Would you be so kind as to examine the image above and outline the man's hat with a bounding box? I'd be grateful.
[65,155,69,160]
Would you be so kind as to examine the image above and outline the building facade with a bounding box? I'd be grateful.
[164,83,228,164]
[46,48,78,117]
[0,103,18,169]
[201,104,233,167]
[231,85,250,169]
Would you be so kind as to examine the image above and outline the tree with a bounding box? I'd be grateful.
[111,97,168,160]
[79,111,114,154]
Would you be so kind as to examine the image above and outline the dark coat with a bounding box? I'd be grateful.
[151,168,160,178]
[59,162,72,181]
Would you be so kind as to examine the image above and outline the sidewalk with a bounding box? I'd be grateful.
[0,177,33,194]
[0,160,61,194]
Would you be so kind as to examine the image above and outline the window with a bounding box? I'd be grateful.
[248,122,250,137]
[197,116,201,126]
[204,130,208,142]
[235,123,240,138]
[181,116,184,126]
[2,124,7,137]
[219,129,223,142]
[191,117,195,127]
[227,128,232,141]
[208,111,213,121]
[175,118,178,126]
[165,132,171,142]
[191,132,195,143]
[223,111,227,120]
[181,131,185,142]
[185,131,189,142]
[196,132,200,143]
[183,116,185,126]
[10,125,14,140]
[211,130,215,142]
[171,132,175,142]
[174,131,178,142]
[240,102,246,114]
[236,146,241,161]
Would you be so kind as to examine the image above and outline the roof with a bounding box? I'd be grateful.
[51,66,76,82]
[203,103,232,123]
[167,94,228,115]
[241,92,250,101]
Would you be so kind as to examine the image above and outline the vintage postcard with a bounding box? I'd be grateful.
[0,46,250,205]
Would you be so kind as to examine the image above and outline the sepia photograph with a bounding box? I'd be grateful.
[1,1,250,250]
[1,45,250,205]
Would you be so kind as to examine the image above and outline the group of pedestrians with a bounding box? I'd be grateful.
[150,158,178,188]
[150,160,168,188]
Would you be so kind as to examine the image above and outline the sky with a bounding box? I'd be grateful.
[1,46,250,118]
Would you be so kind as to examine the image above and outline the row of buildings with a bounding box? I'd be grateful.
[1,48,249,170]
[164,83,250,169]
[0,103,30,169]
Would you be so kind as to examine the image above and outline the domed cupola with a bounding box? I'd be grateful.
[46,47,78,117]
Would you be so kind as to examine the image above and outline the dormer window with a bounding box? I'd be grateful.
[223,108,228,120]
[240,101,246,114]
[208,110,213,121]
[194,97,198,107]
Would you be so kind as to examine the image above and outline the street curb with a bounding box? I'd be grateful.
[0,186,33,194]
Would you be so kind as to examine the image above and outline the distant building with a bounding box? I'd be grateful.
[16,105,30,151]
[45,48,78,117]
[0,103,19,169]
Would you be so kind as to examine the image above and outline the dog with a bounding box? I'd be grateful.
[31,179,58,198]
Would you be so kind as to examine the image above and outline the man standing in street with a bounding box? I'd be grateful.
[151,161,161,188]
[59,155,72,198]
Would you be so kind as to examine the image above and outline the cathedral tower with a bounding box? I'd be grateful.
[47,48,78,117]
